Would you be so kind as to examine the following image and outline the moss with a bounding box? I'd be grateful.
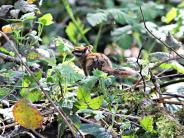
[156,116,184,138]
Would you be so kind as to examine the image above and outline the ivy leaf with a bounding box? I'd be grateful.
[0,88,11,98]
[56,63,84,84]
[38,13,54,26]
[77,87,91,103]
[12,99,43,129]
[140,116,156,133]
[80,76,98,91]
[20,88,42,102]
[80,124,112,138]
[70,115,81,129]
[89,96,103,110]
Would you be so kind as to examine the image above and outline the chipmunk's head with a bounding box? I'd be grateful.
[72,45,93,57]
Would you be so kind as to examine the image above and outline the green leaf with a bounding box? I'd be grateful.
[94,111,105,121]
[75,102,88,110]
[20,12,36,20]
[77,87,91,103]
[80,76,99,91]
[136,0,143,6]
[122,135,134,138]
[56,63,84,84]
[87,9,136,27]
[92,69,108,78]
[163,8,177,23]
[28,89,42,102]
[0,47,15,56]
[38,13,54,26]
[89,96,103,110]
[111,26,132,49]
[70,115,81,129]
[80,124,112,138]
[87,11,108,26]
[150,52,171,62]
[178,1,184,8]
[142,2,164,20]
[66,19,90,44]
[140,116,156,133]
[160,62,184,74]
[20,88,42,103]
[0,88,11,98]
[66,21,77,44]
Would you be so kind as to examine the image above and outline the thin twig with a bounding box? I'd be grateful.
[0,31,81,137]
[0,118,5,135]
[139,6,184,59]
[0,122,18,130]
[31,129,46,138]
[11,131,36,138]
[136,45,146,92]
[149,69,166,108]
[162,93,184,99]
[151,57,181,70]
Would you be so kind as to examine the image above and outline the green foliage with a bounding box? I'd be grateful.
[87,9,136,27]
[80,124,112,138]
[160,61,184,74]
[76,87,103,110]
[38,13,54,26]
[0,88,11,98]
[162,8,177,24]
[20,73,42,102]
[0,0,184,137]
[66,19,90,44]
[156,116,176,138]
[55,63,84,84]
[140,116,156,133]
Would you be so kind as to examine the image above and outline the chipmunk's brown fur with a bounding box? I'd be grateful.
[72,45,137,77]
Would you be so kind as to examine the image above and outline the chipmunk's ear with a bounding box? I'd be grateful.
[86,45,93,51]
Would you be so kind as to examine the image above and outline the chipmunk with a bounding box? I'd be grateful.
[72,45,138,77]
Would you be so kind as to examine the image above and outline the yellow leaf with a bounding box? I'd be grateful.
[27,0,37,4]
[163,8,177,23]
[2,25,12,33]
[12,99,43,129]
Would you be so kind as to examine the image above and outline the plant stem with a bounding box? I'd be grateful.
[62,0,90,45]
[93,23,103,52]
